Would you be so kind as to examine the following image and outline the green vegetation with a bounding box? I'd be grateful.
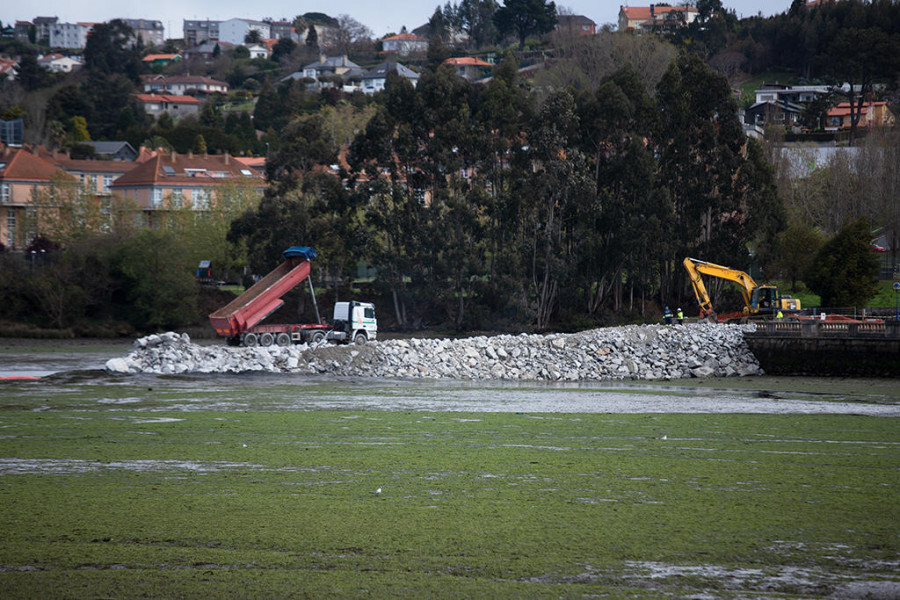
[1,1,899,334]
[0,378,897,598]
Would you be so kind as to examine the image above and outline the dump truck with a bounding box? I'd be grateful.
[208,246,376,347]
[683,257,800,323]
[326,301,378,345]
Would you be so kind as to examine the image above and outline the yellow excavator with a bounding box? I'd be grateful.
[683,257,800,322]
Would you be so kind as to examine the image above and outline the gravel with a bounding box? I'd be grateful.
[105,323,763,381]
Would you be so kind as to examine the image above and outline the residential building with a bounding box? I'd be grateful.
[135,94,202,120]
[141,74,229,95]
[0,145,73,249]
[301,55,361,83]
[618,5,699,32]
[80,141,139,162]
[246,44,269,59]
[443,56,494,81]
[826,102,896,131]
[358,62,419,95]
[121,19,165,48]
[41,149,139,199]
[381,33,428,57]
[219,18,271,46]
[556,15,597,36]
[38,53,82,73]
[33,17,58,44]
[142,54,182,68]
[754,83,833,105]
[14,21,32,44]
[0,57,17,81]
[183,40,233,61]
[110,151,265,228]
[267,20,296,41]
[183,19,220,47]
[48,22,92,49]
[744,100,804,128]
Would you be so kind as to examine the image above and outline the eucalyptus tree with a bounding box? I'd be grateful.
[654,52,764,304]
[516,90,595,329]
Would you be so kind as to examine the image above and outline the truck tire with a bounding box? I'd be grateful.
[243,332,258,347]
[260,332,275,346]
[353,332,367,345]
[311,330,326,344]
[276,333,291,346]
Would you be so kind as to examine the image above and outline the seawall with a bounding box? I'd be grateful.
[744,320,900,377]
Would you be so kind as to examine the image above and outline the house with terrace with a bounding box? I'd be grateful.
[141,74,229,96]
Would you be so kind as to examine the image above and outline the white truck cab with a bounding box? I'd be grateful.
[327,301,377,344]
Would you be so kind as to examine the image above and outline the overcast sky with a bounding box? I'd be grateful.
[2,1,792,41]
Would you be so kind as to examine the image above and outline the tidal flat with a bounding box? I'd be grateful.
[0,369,898,598]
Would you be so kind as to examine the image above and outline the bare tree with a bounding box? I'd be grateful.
[332,14,373,57]
[539,30,676,96]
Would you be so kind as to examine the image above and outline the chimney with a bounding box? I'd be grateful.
[188,150,193,159]
[171,149,176,161]
[224,151,229,164]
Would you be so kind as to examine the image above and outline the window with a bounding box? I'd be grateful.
[171,188,182,208]
[152,188,163,208]
[192,188,210,210]
[0,182,9,204]
[102,176,113,193]
[6,208,16,248]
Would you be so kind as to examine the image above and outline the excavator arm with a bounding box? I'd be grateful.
[683,257,759,318]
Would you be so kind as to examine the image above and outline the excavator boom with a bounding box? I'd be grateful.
[683,257,799,321]
[683,257,759,319]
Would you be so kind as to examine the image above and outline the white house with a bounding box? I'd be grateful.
[381,32,428,56]
[141,75,230,95]
[38,54,83,73]
[218,18,271,46]
[359,62,419,95]
[246,44,269,59]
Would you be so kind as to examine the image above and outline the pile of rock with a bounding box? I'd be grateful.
[105,323,762,381]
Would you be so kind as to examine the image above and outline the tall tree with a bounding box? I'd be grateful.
[493,0,557,50]
[654,52,755,306]
[83,19,141,82]
[805,218,879,307]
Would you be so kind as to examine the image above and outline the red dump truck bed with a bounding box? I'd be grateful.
[209,256,312,338]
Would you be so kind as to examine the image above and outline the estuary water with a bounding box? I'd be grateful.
[1,338,898,416]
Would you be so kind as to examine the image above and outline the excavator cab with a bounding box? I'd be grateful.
[749,286,779,313]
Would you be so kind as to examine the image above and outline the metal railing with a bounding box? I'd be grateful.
[749,320,900,338]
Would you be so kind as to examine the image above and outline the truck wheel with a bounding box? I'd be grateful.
[243,332,258,347]
[260,332,275,346]
[311,331,326,344]
[276,333,291,346]
[353,332,367,345]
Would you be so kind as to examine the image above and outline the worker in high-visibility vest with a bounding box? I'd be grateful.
[676,308,684,325]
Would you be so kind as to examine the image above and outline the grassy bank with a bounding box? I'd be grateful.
[0,386,897,598]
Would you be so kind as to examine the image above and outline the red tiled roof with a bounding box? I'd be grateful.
[135,94,201,105]
[112,152,264,187]
[444,57,493,67]
[0,146,73,182]
[827,101,890,117]
[142,54,181,62]
[384,32,425,41]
